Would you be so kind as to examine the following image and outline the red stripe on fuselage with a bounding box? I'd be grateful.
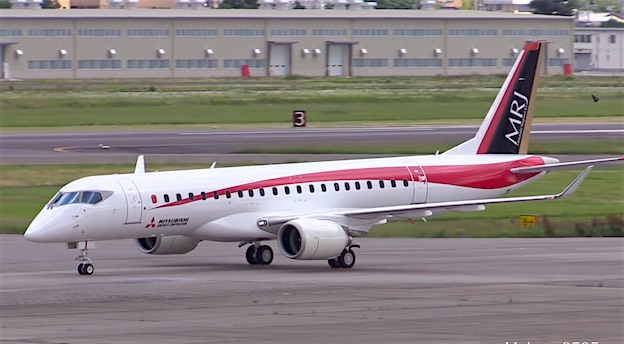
[152,157,545,209]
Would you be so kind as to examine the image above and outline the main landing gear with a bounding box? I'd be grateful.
[327,244,360,269]
[75,243,94,275]
[243,242,274,266]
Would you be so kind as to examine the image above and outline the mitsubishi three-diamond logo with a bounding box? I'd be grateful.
[145,217,155,228]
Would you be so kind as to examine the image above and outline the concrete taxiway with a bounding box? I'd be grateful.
[1,236,622,344]
[1,123,622,164]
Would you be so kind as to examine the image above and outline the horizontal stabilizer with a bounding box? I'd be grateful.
[511,157,622,174]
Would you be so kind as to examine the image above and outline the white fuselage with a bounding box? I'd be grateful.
[25,153,547,244]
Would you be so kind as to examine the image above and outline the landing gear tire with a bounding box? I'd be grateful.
[338,249,356,269]
[256,245,274,265]
[83,263,94,275]
[245,245,258,265]
[77,263,85,275]
[327,258,341,269]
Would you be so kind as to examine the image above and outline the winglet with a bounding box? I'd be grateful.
[554,165,593,199]
[134,155,145,174]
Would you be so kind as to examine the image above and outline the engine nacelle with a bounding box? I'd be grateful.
[277,218,349,260]
[135,236,200,255]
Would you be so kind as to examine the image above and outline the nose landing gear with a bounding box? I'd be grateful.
[73,242,94,275]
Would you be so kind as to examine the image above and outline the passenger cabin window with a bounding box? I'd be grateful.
[176,193,182,201]
[309,185,315,193]
[189,192,194,201]
[296,185,302,194]
[52,191,104,206]
[272,187,278,196]
[334,183,340,191]
[379,181,385,188]
[367,181,373,189]
[151,195,157,204]
[248,189,254,197]
[355,182,361,190]
[238,190,243,198]
[321,184,327,192]
[226,191,231,198]
[201,192,207,200]
[284,186,290,195]
[164,194,170,202]
[344,182,350,191]
[213,191,219,199]
[403,179,409,187]
[391,180,397,188]
[260,188,265,196]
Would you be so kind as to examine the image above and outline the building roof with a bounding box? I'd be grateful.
[0,8,572,20]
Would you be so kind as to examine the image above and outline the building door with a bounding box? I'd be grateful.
[117,180,143,224]
[327,44,347,77]
[575,52,591,70]
[269,44,289,77]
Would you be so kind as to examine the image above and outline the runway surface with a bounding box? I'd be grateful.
[1,123,622,164]
[1,236,622,344]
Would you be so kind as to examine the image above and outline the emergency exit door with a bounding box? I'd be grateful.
[117,180,143,224]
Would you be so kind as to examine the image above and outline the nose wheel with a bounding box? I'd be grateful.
[75,247,94,275]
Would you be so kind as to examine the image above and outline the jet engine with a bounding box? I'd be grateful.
[136,236,200,255]
[277,218,349,260]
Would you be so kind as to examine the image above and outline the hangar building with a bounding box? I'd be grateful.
[0,8,574,80]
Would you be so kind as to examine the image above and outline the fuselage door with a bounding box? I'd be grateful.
[117,179,143,224]
[404,162,428,204]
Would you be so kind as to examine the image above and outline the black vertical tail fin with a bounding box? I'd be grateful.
[443,41,544,155]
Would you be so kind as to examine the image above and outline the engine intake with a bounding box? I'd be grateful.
[136,235,200,255]
[277,218,349,260]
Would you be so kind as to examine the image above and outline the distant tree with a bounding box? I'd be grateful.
[594,0,623,12]
[375,0,415,9]
[0,0,10,8]
[42,0,61,8]
[601,18,624,26]
[530,0,578,15]
[218,0,258,9]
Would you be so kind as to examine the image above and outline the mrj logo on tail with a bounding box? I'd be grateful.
[504,91,529,146]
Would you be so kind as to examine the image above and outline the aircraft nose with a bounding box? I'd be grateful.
[24,223,47,243]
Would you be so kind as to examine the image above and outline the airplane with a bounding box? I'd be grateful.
[24,41,623,275]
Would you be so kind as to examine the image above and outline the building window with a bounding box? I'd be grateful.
[353,59,388,68]
[393,29,442,37]
[449,29,497,36]
[393,59,442,68]
[502,58,516,67]
[223,29,265,37]
[223,59,265,69]
[27,60,72,70]
[127,29,170,37]
[78,60,121,70]
[127,60,169,69]
[449,58,497,67]
[175,29,218,37]
[353,29,388,36]
[548,58,569,67]
[502,29,568,37]
[28,29,72,37]
[312,29,347,36]
[574,34,592,43]
[270,29,306,36]
[78,29,121,37]
[609,35,616,44]
[0,29,22,37]
[175,59,218,69]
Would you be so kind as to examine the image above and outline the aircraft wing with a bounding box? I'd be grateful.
[258,166,592,230]
[511,157,622,174]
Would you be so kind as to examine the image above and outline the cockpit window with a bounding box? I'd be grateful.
[55,192,80,206]
[51,191,105,207]
[81,191,103,204]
